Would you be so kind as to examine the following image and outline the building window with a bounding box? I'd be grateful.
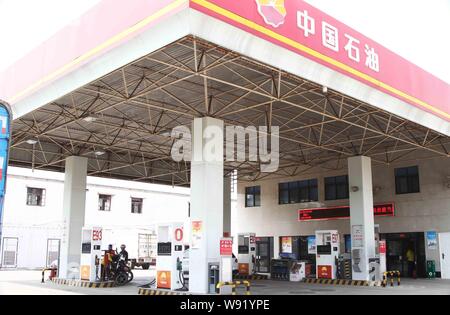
[131,198,143,214]
[325,175,349,200]
[395,166,420,194]
[98,194,112,211]
[26,187,46,206]
[279,179,318,204]
[245,186,261,207]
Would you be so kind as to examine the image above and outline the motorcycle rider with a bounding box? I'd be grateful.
[102,244,117,281]
[119,244,129,263]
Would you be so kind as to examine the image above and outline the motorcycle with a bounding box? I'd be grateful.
[109,255,134,286]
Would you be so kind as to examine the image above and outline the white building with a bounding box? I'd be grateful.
[0,167,237,269]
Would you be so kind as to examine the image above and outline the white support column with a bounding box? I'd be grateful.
[273,235,280,259]
[59,156,88,279]
[223,175,231,236]
[189,117,224,294]
[348,156,376,281]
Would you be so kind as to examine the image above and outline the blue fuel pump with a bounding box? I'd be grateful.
[0,101,12,253]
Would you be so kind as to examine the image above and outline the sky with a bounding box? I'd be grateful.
[0,0,449,83]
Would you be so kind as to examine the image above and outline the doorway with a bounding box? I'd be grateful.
[439,233,450,279]
[255,237,273,273]
[1,237,19,268]
[46,239,61,268]
[382,232,426,278]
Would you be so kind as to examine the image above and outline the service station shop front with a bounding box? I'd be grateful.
[236,156,450,280]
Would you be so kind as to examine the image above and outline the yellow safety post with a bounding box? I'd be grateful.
[382,271,401,288]
[216,281,237,295]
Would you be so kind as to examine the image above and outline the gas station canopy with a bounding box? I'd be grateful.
[1,0,449,186]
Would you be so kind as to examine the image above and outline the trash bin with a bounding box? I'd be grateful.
[426,260,436,279]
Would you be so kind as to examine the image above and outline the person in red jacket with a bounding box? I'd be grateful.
[102,244,117,281]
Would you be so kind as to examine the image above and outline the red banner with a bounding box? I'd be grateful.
[298,203,395,221]
[191,0,450,121]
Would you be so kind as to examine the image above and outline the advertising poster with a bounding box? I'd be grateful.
[157,271,171,289]
[352,225,365,248]
[307,236,316,255]
[80,265,91,281]
[281,236,293,253]
[191,221,203,249]
[318,265,332,279]
[426,231,438,250]
[220,238,233,257]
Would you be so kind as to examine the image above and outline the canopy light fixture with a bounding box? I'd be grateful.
[83,116,97,123]
[94,150,106,156]
[26,139,38,145]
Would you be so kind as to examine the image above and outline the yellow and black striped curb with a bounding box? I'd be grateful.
[216,280,251,295]
[303,278,381,287]
[51,278,115,288]
[138,288,190,295]
[234,274,268,280]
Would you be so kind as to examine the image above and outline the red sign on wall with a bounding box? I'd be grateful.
[220,238,233,257]
[298,203,395,222]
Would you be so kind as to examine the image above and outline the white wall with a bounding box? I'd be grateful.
[235,156,450,272]
[0,167,237,269]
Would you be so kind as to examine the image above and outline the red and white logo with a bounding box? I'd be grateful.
[255,0,287,28]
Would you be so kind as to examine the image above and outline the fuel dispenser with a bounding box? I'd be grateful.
[315,230,340,279]
[156,223,185,291]
[369,225,383,281]
[80,227,103,282]
[237,233,256,275]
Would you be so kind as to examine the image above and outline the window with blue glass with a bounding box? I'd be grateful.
[395,166,420,194]
[279,179,318,204]
[245,186,261,207]
[325,175,349,200]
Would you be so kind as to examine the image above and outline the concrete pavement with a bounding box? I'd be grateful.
[1,270,450,295]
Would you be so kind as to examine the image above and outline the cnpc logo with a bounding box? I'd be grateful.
[255,0,287,28]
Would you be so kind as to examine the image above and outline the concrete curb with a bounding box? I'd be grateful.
[234,274,269,280]
[303,278,382,287]
[138,288,191,295]
[51,278,115,288]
